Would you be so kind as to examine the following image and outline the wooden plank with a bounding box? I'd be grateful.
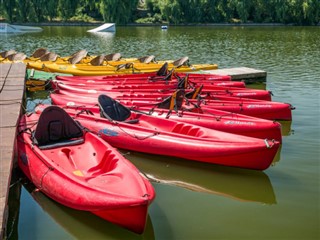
[0,63,26,239]
[204,67,267,84]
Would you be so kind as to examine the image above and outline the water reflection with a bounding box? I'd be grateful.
[89,32,115,40]
[6,168,21,240]
[279,120,293,136]
[271,144,282,166]
[88,32,116,54]
[8,169,155,240]
[0,32,27,38]
[26,91,51,112]
[123,150,276,204]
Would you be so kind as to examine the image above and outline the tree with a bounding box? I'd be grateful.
[157,0,182,24]
[234,0,251,22]
[297,0,320,25]
[0,0,318,25]
[145,0,161,14]
[58,0,79,21]
[2,0,16,22]
[178,0,202,23]
[29,0,48,22]
[100,0,139,24]
[16,0,31,22]
[308,0,320,25]
[79,0,102,19]
[249,0,267,23]
[46,0,59,21]
[201,0,224,23]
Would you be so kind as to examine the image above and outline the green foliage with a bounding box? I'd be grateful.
[78,0,102,19]
[16,0,28,22]
[157,0,182,24]
[0,0,318,25]
[145,0,161,14]
[2,0,16,22]
[46,0,59,21]
[30,0,48,22]
[100,0,139,24]
[135,13,163,23]
[58,0,79,21]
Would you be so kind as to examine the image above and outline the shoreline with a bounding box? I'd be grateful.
[2,21,317,27]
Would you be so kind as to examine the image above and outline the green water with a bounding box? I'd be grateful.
[2,26,319,240]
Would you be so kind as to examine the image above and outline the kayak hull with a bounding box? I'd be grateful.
[17,110,155,233]
[27,61,218,76]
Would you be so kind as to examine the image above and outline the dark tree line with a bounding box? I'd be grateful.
[146,0,319,25]
[0,0,319,25]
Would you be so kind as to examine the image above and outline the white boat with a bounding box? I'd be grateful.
[0,23,42,33]
[87,23,116,32]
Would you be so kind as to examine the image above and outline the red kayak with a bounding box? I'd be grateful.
[41,95,280,170]
[55,70,232,82]
[50,91,292,120]
[52,78,245,88]
[53,81,271,101]
[17,106,155,234]
[51,99,282,142]
[52,70,242,88]
[53,84,249,101]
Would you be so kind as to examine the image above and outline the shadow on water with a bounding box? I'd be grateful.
[88,32,116,40]
[279,120,293,136]
[122,150,277,205]
[271,144,283,166]
[6,168,155,240]
[6,167,21,240]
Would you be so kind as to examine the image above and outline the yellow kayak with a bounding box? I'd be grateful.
[2,48,218,75]
[27,56,218,76]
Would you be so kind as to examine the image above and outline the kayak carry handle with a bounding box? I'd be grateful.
[264,139,276,148]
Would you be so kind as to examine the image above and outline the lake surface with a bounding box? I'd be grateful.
[2,26,319,240]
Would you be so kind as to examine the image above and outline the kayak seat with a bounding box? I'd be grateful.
[90,55,106,66]
[105,53,121,61]
[156,62,169,76]
[157,89,185,110]
[68,49,88,64]
[149,67,174,82]
[0,49,16,58]
[173,56,189,68]
[40,52,59,62]
[32,106,84,150]
[138,55,156,64]
[98,94,132,122]
[7,52,27,61]
[31,48,49,58]
[185,85,203,99]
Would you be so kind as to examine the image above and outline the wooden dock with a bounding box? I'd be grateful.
[0,63,26,239]
[204,67,267,84]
